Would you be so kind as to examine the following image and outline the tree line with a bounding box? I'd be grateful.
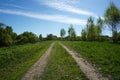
[0,23,38,47]
[60,2,120,42]
[0,23,59,47]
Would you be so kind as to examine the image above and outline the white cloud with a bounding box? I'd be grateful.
[0,9,86,25]
[8,4,26,9]
[38,0,99,18]
[0,3,26,9]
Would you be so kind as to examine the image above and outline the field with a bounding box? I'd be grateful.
[1,41,120,80]
[0,41,52,80]
[62,41,120,80]
[41,42,88,80]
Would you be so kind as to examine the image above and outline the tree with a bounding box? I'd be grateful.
[68,24,76,40]
[46,34,57,40]
[97,17,103,41]
[46,34,53,40]
[16,32,39,44]
[81,29,87,41]
[2,34,13,46]
[0,24,15,46]
[5,26,17,43]
[39,34,43,41]
[104,2,120,42]
[83,17,104,41]
[94,25,99,41]
[60,28,66,40]
[86,17,95,41]
[6,26,13,34]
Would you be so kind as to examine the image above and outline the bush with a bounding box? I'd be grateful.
[16,32,39,44]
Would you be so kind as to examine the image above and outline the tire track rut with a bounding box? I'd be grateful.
[59,42,108,80]
[21,42,54,80]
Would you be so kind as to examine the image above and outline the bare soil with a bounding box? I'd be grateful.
[59,42,108,80]
[21,43,54,80]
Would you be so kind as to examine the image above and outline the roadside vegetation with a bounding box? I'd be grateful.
[62,41,120,80]
[41,43,88,80]
[0,42,52,80]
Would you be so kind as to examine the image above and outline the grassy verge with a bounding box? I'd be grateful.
[62,41,120,80]
[41,42,88,80]
[0,41,52,80]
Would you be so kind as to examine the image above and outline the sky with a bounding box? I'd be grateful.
[0,0,120,37]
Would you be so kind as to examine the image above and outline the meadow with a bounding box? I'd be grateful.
[0,41,52,80]
[62,41,120,80]
[41,42,88,80]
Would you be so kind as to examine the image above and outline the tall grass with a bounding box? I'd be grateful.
[62,41,120,80]
[0,42,52,80]
[41,43,88,80]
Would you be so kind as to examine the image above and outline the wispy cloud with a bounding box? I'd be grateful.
[0,9,86,25]
[0,3,26,9]
[8,4,25,9]
[38,0,99,18]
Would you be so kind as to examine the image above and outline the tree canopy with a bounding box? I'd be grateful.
[104,2,120,42]
[0,23,17,46]
[60,28,66,39]
[16,32,39,44]
[68,24,76,40]
[86,17,95,41]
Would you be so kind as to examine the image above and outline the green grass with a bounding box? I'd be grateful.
[62,41,120,80]
[41,42,88,80]
[0,41,52,80]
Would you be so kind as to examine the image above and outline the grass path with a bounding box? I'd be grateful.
[41,42,87,80]
[21,42,54,80]
[59,42,108,80]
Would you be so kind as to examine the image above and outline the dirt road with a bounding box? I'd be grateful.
[21,42,54,80]
[21,42,108,80]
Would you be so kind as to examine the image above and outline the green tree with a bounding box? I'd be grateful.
[104,2,120,42]
[6,26,13,34]
[39,34,43,41]
[0,24,15,46]
[0,26,6,46]
[68,24,76,41]
[17,32,39,44]
[84,17,104,41]
[5,26,17,43]
[2,34,13,46]
[94,25,99,41]
[86,17,95,41]
[97,17,103,41]
[46,34,57,40]
[60,28,66,40]
[81,29,87,41]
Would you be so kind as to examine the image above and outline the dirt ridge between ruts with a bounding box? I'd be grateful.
[21,42,54,80]
[59,42,108,80]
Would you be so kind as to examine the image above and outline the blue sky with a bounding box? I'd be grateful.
[0,0,120,37]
